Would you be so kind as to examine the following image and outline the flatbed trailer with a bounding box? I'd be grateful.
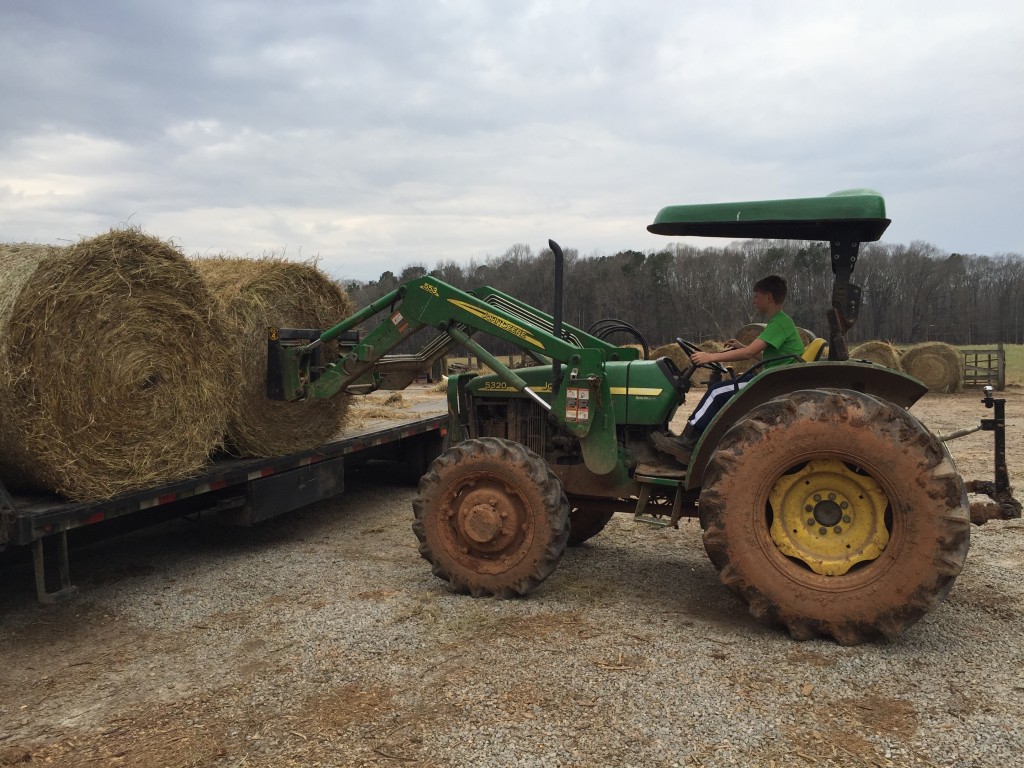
[0,410,447,603]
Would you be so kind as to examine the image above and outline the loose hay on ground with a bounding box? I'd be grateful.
[901,341,964,393]
[193,256,355,456]
[850,340,903,369]
[0,232,230,501]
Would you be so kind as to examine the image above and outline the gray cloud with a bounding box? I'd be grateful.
[1,0,1021,281]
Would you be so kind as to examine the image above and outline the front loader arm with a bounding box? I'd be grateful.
[267,276,629,413]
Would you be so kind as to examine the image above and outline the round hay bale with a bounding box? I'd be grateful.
[699,340,726,353]
[649,342,689,371]
[0,232,230,501]
[849,341,902,369]
[733,323,766,347]
[194,256,355,456]
[797,327,818,346]
[901,342,963,393]
[692,340,727,386]
[649,340,731,386]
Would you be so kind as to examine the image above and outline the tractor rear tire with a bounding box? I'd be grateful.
[412,437,570,598]
[699,388,970,645]
[567,507,615,547]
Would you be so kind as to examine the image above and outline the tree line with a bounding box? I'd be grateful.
[341,240,1024,354]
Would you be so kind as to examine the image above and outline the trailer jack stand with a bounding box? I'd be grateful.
[33,532,79,603]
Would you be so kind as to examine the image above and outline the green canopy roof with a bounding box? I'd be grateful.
[648,189,890,242]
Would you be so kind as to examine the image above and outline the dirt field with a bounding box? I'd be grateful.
[1,386,1022,767]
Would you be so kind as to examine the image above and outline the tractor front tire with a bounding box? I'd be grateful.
[413,437,570,598]
[699,389,970,645]
[567,506,616,547]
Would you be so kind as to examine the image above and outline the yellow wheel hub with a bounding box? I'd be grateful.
[768,458,890,576]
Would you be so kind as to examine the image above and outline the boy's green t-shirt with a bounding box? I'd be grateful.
[758,310,805,368]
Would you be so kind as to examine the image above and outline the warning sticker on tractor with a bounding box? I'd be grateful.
[577,388,590,422]
[390,311,410,334]
[565,387,590,423]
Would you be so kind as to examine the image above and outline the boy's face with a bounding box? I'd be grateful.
[753,289,774,314]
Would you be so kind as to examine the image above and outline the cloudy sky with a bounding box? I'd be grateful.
[2,1,1021,282]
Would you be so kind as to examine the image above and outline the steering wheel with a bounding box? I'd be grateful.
[675,337,729,378]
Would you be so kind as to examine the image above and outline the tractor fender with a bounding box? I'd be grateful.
[685,361,928,490]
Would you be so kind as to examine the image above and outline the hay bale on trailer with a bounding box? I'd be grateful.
[0,231,230,501]
[850,341,903,370]
[193,256,355,456]
[901,342,964,393]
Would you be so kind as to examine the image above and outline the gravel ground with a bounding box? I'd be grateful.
[1,389,1023,767]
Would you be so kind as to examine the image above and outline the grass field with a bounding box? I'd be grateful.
[1000,343,1024,385]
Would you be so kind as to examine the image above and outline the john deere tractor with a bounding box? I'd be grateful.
[267,190,1018,644]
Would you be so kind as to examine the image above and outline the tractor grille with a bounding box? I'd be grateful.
[513,400,547,456]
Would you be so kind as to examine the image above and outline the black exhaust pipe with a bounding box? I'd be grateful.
[549,239,564,397]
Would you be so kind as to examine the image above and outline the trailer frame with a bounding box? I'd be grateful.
[1,413,446,603]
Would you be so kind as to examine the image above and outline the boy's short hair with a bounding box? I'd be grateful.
[754,274,788,304]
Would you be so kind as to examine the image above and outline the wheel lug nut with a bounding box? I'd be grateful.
[807,518,815,527]
[805,505,813,513]
[828,493,836,501]
[833,526,842,534]
[813,494,822,502]
[840,501,849,509]
[843,515,851,524]
[819,527,828,535]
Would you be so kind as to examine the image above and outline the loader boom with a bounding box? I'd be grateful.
[266,257,647,473]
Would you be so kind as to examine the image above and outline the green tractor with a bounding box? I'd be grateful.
[267,190,1018,645]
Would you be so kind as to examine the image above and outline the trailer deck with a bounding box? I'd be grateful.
[1,409,447,602]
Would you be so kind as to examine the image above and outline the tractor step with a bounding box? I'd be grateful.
[633,465,689,528]
[634,461,686,480]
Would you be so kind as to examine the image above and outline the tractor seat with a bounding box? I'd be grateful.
[801,337,828,362]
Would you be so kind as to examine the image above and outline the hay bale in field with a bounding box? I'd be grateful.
[733,323,766,347]
[649,342,689,371]
[797,327,818,346]
[649,340,731,385]
[0,232,230,501]
[194,256,355,456]
[901,342,964,393]
[850,341,902,369]
[699,340,726,354]
[690,340,727,385]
